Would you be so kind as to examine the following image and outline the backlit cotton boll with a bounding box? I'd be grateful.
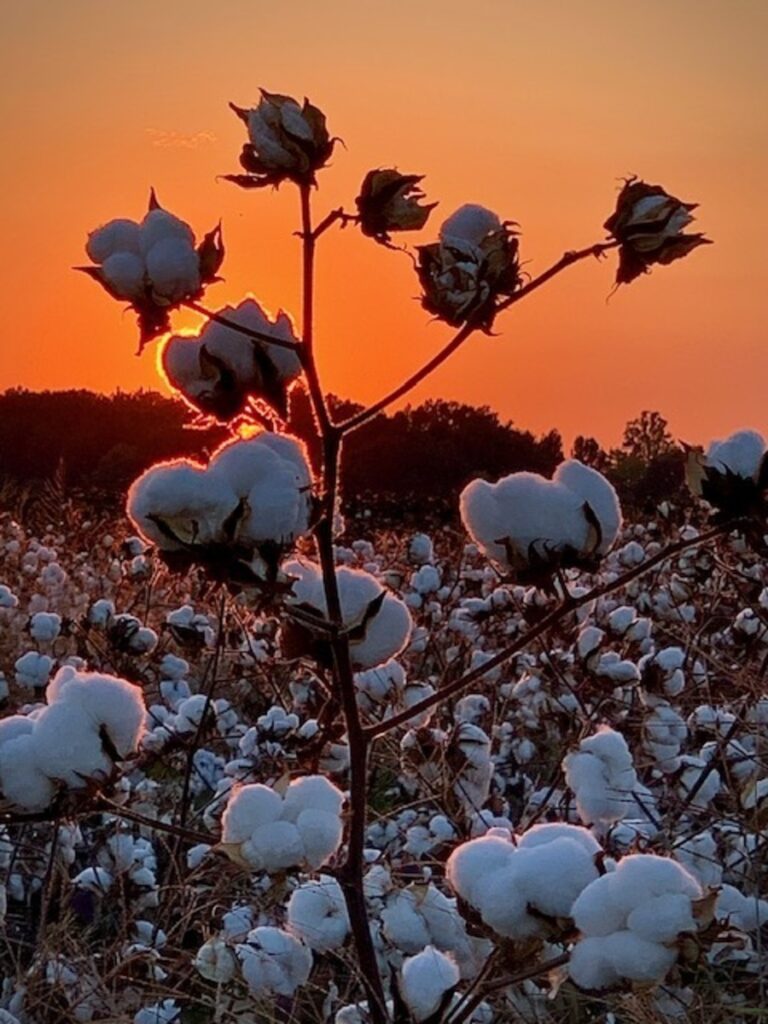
[227,90,335,188]
[162,299,302,421]
[80,191,224,349]
[460,460,621,582]
[604,178,711,285]
[286,876,350,951]
[284,562,412,669]
[569,854,703,991]
[220,775,344,872]
[686,430,768,523]
[400,946,459,1022]
[563,727,641,827]
[416,204,520,329]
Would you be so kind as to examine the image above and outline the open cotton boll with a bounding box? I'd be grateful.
[460,473,588,570]
[127,460,239,551]
[145,237,200,303]
[282,775,345,821]
[554,460,622,554]
[86,218,142,262]
[0,726,56,811]
[14,651,54,689]
[236,926,312,997]
[221,784,283,844]
[440,205,501,247]
[139,208,195,255]
[286,876,349,950]
[295,808,344,869]
[29,612,62,643]
[101,251,147,301]
[401,946,459,1022]
[30,703,113,785]
[45,669,147,758]
[241,821,305,871]
[706,430,765,480]
[446,834,514,906]
[563,727,640,826]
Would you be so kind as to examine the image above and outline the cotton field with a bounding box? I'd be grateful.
[0,478,766,1023]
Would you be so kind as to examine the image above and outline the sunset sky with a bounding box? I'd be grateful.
[1,0,766,447]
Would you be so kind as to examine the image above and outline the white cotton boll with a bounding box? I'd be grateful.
[605,930,678,982]
[0,731,57,810]
[409,533,434,565]
[570,873,626,937]
[221,784,283,843]
[86,218,141,262]
[706,430,765,480]
[568,936,622,989]
[127,460,239,551]
[15,651,54,689]
[440,204,501,247]
[626,893,696,943]
[30,703,109,785]
[282,775,344,821]
[716,885,768,931]
[194,937,237,982]
[73,866,113,892]
[514,841,598,919]
[134,999,181,1024]
[222,905,253,941]
[382,892,432,952]
[446,835,513,906]
[89,599,114,628]
[0,585,19,609]
[101,251,147,301]
[242,821,305,871]
[140,208,195,255]
[554,460,622,554]
[146,237,200,302]
[29,612,62,642]
[46,670,146,758]
[237,926,313,997]
[159,653,189,680]
[287,877,349,950]
[401,945,459,1022]
[240,463,307,544]
[295,808,344,869]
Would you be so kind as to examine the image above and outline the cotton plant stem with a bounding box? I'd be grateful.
[366,520,737,741]
[297,183,389,1024]
[339,240,618,436]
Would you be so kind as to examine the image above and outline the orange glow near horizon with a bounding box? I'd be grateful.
[1,0,767,449]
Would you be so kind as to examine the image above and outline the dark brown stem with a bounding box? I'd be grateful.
[181,299,300,351]
[297,183,388,1023]
[339,240,618,435]
[447,953,571,1024]
[366,520,736,740]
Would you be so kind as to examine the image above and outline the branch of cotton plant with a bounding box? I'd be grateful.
[447,952,571,1024]
[310,206,359,239]
[366,520,739,740]
[296,182,389,1024]
[181,299,301,352]
[339,240,619,435]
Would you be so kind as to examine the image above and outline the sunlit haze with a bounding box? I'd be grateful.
[2,0,766,446]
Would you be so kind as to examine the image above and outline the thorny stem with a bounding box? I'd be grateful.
[366,520,738,740]
[297,183,388,1023]
[339,240,619,435]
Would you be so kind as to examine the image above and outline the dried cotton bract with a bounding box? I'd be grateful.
[355,169,436,245]
[162,299,301,422]
[80,191,223,348]
[460,459,621,583]
[220,775,344,872]
[686,430,768,526]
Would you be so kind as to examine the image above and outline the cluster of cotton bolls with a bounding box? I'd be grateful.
[0,666,146,811]
[127,432,313,581]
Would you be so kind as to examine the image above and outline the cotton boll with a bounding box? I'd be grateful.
[0,731,56,810]
[516,823,602,857]
[241,821,305,871]
[145,237,200,302]
[30,703,111,785]
[607,854,701,915]
[140,208,195,255]
[382,891,432,952]
[29,612,62,643]
[236,926,312,997]
[518,840,600,919]
[14,651,54,689]
[605,930,678,982]
[47,670,147,758]
[446,835,514,906]
[287,877,349,951]
[127,460,239,551]
[101,252,147,301]
[351,591,412,669]
[194,937,238,982]
[568,936,621,990]
[221,784,283,844]
[295,808,344,869]
[554,460,622,554]
[282,775,344,821]
[400,945,459,1022]
[570,873,627,937]
[86,218,141,262]
[626,893,697,943]
[706,430,765,480]
[563,727,640,826]
[440,205,501,247]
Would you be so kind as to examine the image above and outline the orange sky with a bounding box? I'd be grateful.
[1,0,766,447]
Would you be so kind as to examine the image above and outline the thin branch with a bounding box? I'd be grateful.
[339,240,618,435]
[366,520,737,740]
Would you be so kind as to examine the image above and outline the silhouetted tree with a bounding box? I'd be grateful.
[622,410,674,463]
[571,435,611,472]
